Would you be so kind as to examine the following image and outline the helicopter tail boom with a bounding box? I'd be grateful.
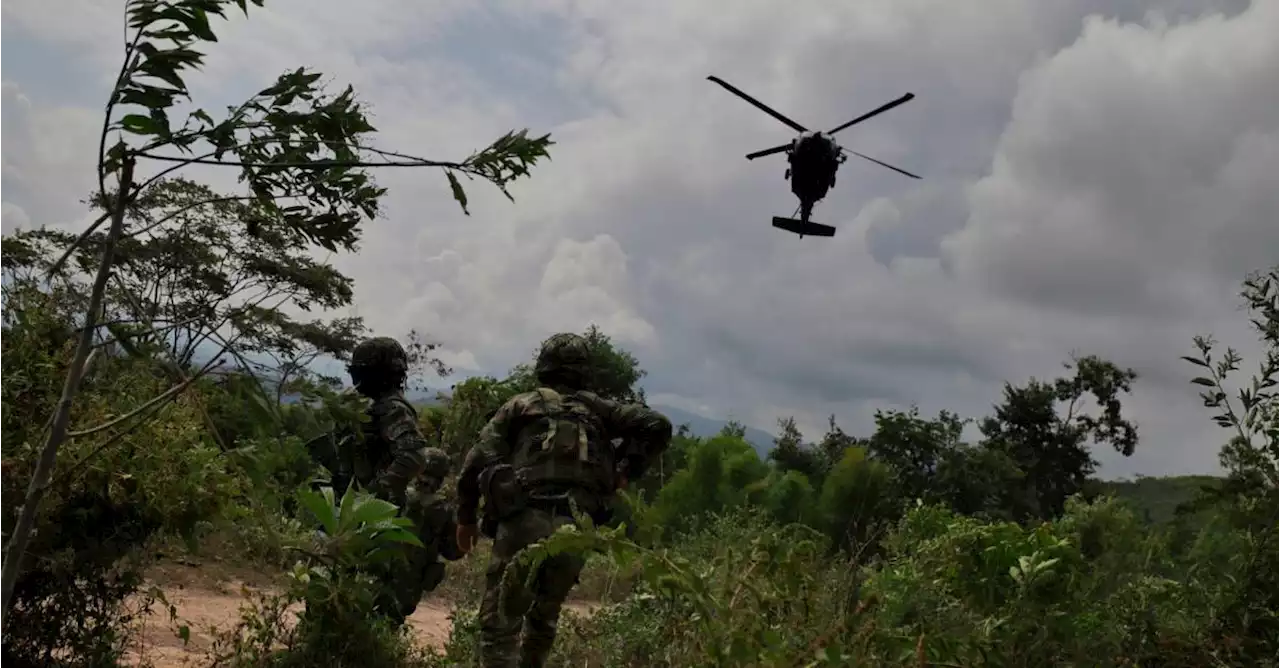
[772,216,836,238]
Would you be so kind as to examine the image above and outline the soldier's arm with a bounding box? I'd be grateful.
[373,401,429,504]
[437,511,465,561]
[455,397,523,526]
[600,400,673,480]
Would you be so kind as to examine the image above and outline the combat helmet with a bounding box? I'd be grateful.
[348,336,409,395]
[534,332,591,389]
[419,447,451,483]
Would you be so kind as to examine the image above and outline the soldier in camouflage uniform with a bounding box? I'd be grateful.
[343,336,432,623]
[454,333,673,668]
[391,447,465,621]
[342,336,430,507]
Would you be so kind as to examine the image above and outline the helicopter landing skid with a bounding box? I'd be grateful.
[772,216,835,238]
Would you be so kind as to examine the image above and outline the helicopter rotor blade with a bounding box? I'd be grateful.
[827,93,915,135]
[845,150,922,179]
[707,76,808,133]
[745,143,792,160]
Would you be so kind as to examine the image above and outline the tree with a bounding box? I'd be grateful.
[1179,267,1278,659]
[865,408,967,503]
[932,444,1024,519]
[767,417,824,481]
[437,375,526,463]
[652,434,769,537]
[815,446,895,555]
[1,0,552,614]
[814,415,860,473]
[981,355,1139,520]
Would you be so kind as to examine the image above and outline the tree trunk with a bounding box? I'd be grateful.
[1,158,135,617]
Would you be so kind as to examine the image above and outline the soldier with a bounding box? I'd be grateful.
[344,336,429,508]
[391,447,465,622]
[343,336,431,623]
[454,333,673,668]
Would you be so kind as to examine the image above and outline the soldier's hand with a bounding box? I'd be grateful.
[615,474,628,491]
[456,524,479,555]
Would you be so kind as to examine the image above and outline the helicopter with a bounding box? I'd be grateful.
[707,75,921,238]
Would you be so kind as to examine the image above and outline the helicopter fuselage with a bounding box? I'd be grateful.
[786,132,841,221]
[704,75,919,237]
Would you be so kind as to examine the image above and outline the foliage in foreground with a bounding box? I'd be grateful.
[411,489,1270,668]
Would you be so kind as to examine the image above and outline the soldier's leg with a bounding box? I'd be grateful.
[376,544,429,626]
[518,530,586,668]
[478,556,524,668]
[393,562,428,622]
[478,509,555,668]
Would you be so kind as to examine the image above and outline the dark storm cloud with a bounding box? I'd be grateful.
[2,0,1272,478]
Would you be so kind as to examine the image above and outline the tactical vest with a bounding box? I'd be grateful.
[510,388,616,497]
[347,395,417,491]
[404,487,446,562]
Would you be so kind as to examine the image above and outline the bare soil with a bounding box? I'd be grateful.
[125,560,597,667]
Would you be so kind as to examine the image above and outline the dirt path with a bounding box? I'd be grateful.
[127,581,458,667]
[126,562,599,667]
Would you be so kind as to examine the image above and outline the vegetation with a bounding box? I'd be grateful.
[1,2,1275,667]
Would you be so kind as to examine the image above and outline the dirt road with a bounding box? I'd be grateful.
[120,560,460,665]
[126,579,460,667]
[126,563,598,667]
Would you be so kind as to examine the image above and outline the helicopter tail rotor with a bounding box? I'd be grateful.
[826,93,915,135]
[707,76,809,134]
[844,150,921,179]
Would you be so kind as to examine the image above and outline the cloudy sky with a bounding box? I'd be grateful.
[3,0,1275,478]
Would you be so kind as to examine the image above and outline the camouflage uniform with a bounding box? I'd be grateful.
[343,337,429,508]
[456,333,673,668]
[391,447,465,621]
[344,337,432,624]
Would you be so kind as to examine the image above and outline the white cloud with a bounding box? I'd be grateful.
[2,0,1272,478]
[1,81,103,230]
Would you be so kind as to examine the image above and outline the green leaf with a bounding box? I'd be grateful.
[1190,377,1217,387]
[373,528,424,548]
[446,171,470,216]
[183,8,218,41]
[177,625,191,646]
[299,488,338,535]
[1180,355,1210,368]
[346,495,401,529]
[119,113,164,135]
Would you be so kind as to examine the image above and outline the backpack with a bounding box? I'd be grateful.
[509,388,617,498]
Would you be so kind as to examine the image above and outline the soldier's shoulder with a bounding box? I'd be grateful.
[370,392,416,418]
[502,390,549,411]
[620,403,673,427]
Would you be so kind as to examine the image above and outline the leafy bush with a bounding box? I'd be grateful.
[209,486,432,668]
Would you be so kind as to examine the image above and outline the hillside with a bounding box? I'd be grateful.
[1093,475,1222,524]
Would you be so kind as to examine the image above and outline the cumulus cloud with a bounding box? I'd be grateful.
[2,0,1273,477]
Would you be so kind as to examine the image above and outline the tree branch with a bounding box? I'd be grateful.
[125,193,309,239]
[55,354,230,490]
[1,156,136,615]
[46,211,113,279]
[67,355,224,439]
[136,152,464,170]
